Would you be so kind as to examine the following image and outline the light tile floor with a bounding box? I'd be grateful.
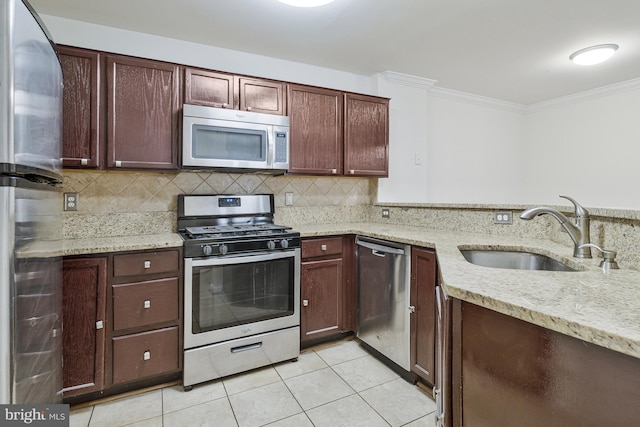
[69,339,437,427]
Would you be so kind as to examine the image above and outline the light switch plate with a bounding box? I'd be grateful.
[285,192,294,206]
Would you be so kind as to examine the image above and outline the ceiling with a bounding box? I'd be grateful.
[28,0,640,105]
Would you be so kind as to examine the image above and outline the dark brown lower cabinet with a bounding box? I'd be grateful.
[62,248,182,403]
[62,257,108,397]
[300,236,356,343]
[452,300,640,427]
[410,247,436,385]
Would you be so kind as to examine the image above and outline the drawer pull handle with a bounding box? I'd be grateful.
[144,300,151,309]
[143,351,151,361]
[231,342,262,353]
[144,260,151,269]
[321,245,327,251]
[96,320,103,330]
[303,299,309,307]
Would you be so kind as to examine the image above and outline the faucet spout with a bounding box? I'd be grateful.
[519,196,592,258]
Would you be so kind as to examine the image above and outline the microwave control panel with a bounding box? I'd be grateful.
[275,132,288,163]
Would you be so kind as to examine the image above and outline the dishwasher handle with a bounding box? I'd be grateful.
[356,236,406,255]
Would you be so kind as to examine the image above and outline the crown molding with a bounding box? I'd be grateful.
[526,77,640,113]
[428,86,527,113]
[378,71,437,90]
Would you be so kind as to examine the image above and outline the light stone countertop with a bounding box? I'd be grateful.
[293,222,640,360]
[61,224,640,360]
[63,233,184,256]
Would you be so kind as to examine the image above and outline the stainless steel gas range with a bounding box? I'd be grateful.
[178,194,301,390]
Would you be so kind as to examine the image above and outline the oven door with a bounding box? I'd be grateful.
[184,249,300,349]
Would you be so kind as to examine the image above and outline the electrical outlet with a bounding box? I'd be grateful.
[382,209,390,218]
[493,210,513,224]
[64,193,78,211]
[285,192,294,206]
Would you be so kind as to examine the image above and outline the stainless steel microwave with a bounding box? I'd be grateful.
[182,104,290,173]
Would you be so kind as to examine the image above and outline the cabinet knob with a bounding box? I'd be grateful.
[303,299,309,307]
[144,300,151,309]
[96,320,104,330]
[144,260,151,269]
[321,244,327,251]
[143,351,151,361]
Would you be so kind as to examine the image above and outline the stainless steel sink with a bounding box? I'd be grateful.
[459,249,578,272]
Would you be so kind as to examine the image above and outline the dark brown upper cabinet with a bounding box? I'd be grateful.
[185,69,286,115]
[106,55,181,170]
[288,87,389,177]
[236,76,286,115]
[184,68,234,108]
[58,46,103,168]
[344,93,389,177]
[288,85,343,175]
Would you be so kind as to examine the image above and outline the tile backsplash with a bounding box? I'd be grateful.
[61,170,374,237]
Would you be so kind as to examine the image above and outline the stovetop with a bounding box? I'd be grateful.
[178,194,300,257]
[184,224,292,240]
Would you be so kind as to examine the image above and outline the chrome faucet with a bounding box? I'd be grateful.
[519,195,592,258]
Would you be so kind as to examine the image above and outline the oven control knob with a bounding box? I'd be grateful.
[280,239,289,249]
[202,245,213,256]
[267,240,276,250]
[219,244,229,255]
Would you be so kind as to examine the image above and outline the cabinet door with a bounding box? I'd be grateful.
[344,93,389,176]
[58,46,102,168]
[184,68,233,108]
[236,76,286,115]
[301,258,343,341]
[410,248,436,385]
[62,257,108,397]
[106,55,181,170]
[288,85,343,175]
[454,301,640,427]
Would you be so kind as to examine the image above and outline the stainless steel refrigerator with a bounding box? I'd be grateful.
[1,0,64,404]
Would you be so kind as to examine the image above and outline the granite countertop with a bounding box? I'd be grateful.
[293,222,640,360]
[63,233,184,256]
[62,224,640,360]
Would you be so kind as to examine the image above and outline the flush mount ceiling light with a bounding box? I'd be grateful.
[277,0,336,7]
[569,44,619,66]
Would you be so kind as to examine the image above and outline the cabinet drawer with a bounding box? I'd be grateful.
[113,250,179,278]
[113,277,179,331]
[112,327,179,384]
[302,237,343,258]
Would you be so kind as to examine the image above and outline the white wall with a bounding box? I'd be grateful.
[424,91,526,204]
[523,84,640,209]
[376,73,434,203]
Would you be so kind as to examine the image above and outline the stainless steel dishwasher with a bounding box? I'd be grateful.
[356,236,411,371]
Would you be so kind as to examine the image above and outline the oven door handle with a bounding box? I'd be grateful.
[230,342,263,353]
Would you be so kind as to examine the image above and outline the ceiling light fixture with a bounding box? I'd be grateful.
[569,44,619,66]
[277,0,336,7]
